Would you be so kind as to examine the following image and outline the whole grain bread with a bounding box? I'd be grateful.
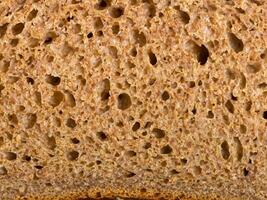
[0,0,266,199]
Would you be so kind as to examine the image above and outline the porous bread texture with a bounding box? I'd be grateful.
[0,0,266,199]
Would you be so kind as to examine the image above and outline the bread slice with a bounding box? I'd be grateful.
[0,0,266,199]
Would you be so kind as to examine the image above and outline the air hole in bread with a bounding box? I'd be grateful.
[247,63,261,73]
[176,8,190,24]
[94,0,110,10]
[49,91,64,107]
[207,111,214,118]
[148,51,157,65]
[100,78,110,101]
[12,23,25,35]
[34,91,42,106]
[197,45,209,65]
[225,100,234,114]
[0,137,3,147]
[0,23,8,38]
[231,93,238,101]
[10,38,19,47]
[0,60,10,73]
[258,82,267,88]
[189,81,196,88]
[132,122,140,131]
[118,93,132,110]
[161,91,170,101]
[46,75,61,86]
[243,168,249,176]
[28,37,39,48]
[0,84,4,96]
[25,113,37,129]
[4,152,17,161]
[226,68,236,80]
[34,165,43,170]
[87,32,93,38]
[67,150,79,161]
[66,118,77,129]
[152,128,165,138]
[22,155,31,162]
[65,91,76,107]
[96,132,107,141]
[140,188,147,193]
[8,114,18,125]
[263,111,267,120]
[125,150,137,157]
[161,145,172,154]
[0,166,7,175]
[133,29,147,47]
[126,61,136,68]
[170,169,179,175]
[109,46,118,59]
[61,42,74,57]
[27,9,38,21]
[239,124,247,133]
[143,142,151,149]
[221,140,230,160]
[130,47,137,57]
[228,32,244,53]
[26,77,34,85]
[245,101,252,112]
[234,137,243,161]
[71,138,80,144]
[94,17,104,30]
[46,135,56,150]
[112,23,120,35]
[193,166,202,175]
[109,7,124,18]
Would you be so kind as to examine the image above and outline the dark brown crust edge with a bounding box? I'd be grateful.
[16,186,248,200]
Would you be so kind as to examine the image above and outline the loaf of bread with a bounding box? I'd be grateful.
[0,0,266,199]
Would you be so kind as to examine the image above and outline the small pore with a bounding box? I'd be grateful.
[247,63,261,73]
[179,10,190,24]
[161,91,170,101]
[0,166,7,175]
[207,111,214,118]
[0,23,8,38]
[133,30,147,47]
[100,78,110,101]
[4,152,17,161]
[148,50,157,65]
[228,32,244,53]
[125,150,136,157]
[25,113,37,129]
[66,118,77,129]
[65,91,76,107]
[12,23,25,35]
[234,137,243,161]
[225,100,234,114]
[27,9,38,21]
[197,45,209,65]
[67,150,79,161]
[96,132,107,141]
[45,75,61,86]
[94,0,110,10]
[108,46,118,59]
[263,111,267,120]
[112,23,120,35]
[46,135,56,150]
[160,145,173,154]
[221,140,230,160]
[117,93,132,110]
[34,91,42,106]
[152,128,165,138]
[132,122,140,131]
[94,17,104,30]
[109,7,124,18]
[49,91,64,107]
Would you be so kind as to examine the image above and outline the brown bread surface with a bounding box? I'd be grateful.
[0,0,266,199]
